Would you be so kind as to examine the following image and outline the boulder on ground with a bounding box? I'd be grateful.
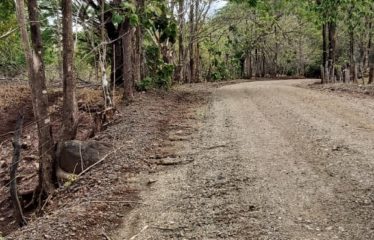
[56,140,112,175]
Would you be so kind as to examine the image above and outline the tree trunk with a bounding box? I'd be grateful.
[194,0,200,82]
[261,51,266,77]
[15,0,56,197]
[110,0,124,86]
[100,0,112,108]
[62,0,78,140]
[122,19,134,102]
[254,48,259,77]
[367,22,373,75]
[369,47,374,84]
[327,22,336,82]
[349,22,357,83]
[133,0,144,84]
[322,23,328,68]
[273,25,279,77]
[54,5,63,80]
[320,23,328,83]
[177,0,185,83]
[189,0,195,83]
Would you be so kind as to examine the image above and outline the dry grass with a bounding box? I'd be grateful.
[0,83,30,109]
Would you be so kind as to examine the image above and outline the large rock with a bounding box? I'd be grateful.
[56,140,112,175]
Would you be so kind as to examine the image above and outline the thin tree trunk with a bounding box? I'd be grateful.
[194,0,200,82]
[367,22,373,74]
[54,4,63,80]
[369,47,374,84]
[15,0,56,197]
[189,0,195,83]
[369,66,374,84]
[254,48,258,77]
[177,0,185,83]
[322,24,328,67]
[100,0,112,108]
[328,22,336,82]
[249,53,252,79]
[122,19,134,102]
[110,0,124,86]
[348,3,357,84]
[134,0,144,83]
[349,29,357,83]
[62,0,78,140]
[321,23,328,83]
[261,51,266,77]
[274,25,279,77]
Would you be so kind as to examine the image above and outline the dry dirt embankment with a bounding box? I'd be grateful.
[114,79,374,240]
[4,85,208,239]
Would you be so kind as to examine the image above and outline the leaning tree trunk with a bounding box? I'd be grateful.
[122,18,134,102]
[62,0,78,140]
[15,0,56,197]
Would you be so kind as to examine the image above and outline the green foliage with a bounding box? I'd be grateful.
[110,1,139,27]
[121,2,136,14]
[136,77,154,91]
[201,0,326,79]
[0,3,24,76]
[210,64,230,81]
[144,45,174,89]
[0,0,15,20]
[155,64,174,89]
[230,0,257,7]
[144,1,178,44]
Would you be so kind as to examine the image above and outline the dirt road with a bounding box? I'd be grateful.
[114,80,374,240]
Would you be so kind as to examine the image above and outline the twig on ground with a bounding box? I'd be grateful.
[101,228,112,240]
[41,193,54,211]
[205,144,227,150]
[129,225,149,240]
[77,145,126,177]
[90,200,146,205]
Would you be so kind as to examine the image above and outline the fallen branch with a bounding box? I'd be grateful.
[41,193,53,211]
[129,225,149,240]
[150,225,187,231]
[101,228,112,240]
[155,158,194,166]
[9,112,27,227]
[77,145,126,177]
[0,27,18,39]
[90,200,145,205]
[205,144,227,150]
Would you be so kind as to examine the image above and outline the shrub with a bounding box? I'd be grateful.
[136,77,154,91]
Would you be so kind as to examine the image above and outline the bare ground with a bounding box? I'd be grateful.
[2,85,208,239]
[113,79,374,240]
[3,79,374,239]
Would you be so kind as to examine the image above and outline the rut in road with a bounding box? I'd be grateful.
[114,80,374,240]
